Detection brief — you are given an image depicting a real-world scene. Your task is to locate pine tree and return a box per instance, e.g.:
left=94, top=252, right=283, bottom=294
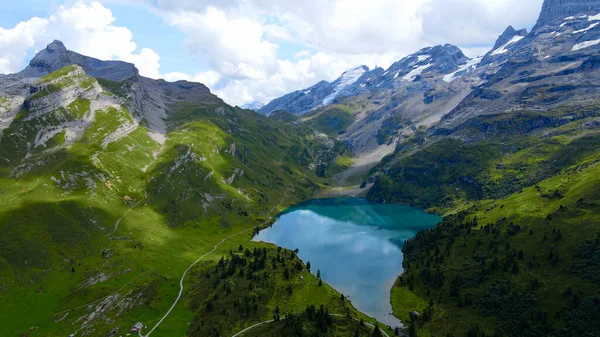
left=372, top=324, right=383, bottom=337
left=317, top=269, right=321, bottom=279
left=306, top=261, right=311, bottom=272
left=318, top=278, right=323, bottom=286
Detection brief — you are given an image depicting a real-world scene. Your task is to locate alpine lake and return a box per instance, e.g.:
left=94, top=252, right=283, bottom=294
left=253, top=198, right=441, bottom=328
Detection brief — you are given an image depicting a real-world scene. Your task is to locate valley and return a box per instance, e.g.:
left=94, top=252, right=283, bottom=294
left=1, top=0, right=600, bottom=336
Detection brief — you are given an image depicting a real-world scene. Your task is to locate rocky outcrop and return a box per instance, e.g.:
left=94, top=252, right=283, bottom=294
left=20, top=40, right=138, bottom=82
left=24, top=65, right=102, bottom=119
left=535, top=0, right=600, bottom=30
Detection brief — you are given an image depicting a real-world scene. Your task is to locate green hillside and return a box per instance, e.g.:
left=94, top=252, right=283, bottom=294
left=0, top=65, right=351, bottom=337
left=368, top=105, right=600, bottom=337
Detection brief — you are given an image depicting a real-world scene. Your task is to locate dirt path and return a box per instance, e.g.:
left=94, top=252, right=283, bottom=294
left=229, top=313, right=391, bottom=337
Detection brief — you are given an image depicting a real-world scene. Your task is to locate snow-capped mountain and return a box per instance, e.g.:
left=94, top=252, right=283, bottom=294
left=241, top=101, right=265, bottom=111
left=261, top=0, right=600, bottom=158
left=258, top=65, right=371, bottom=116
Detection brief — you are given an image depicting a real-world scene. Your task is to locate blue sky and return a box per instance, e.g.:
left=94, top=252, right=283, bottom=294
left=0, top=0, right=544, bottom=106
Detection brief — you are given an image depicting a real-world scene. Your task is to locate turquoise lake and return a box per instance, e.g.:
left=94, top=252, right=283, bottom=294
left=252, top=198, right=441, bottom=328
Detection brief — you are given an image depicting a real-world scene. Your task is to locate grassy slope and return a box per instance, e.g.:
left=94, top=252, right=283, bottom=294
left=183, top=244, right=389, bottom=337
left=302, top=105, right=355, bottom=137
left=370, top=106, right=600, bottom=336
left=0, top=66, right=356, bottom=337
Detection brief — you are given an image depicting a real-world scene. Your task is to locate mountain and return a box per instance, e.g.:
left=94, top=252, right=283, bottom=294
left=262, top=44, right=481, bottom=181
left=258, top=65, right=371, bottom=116
left=4, top=0, right=600, bottom=336
left=241, top=101, right=265, bottom=110
left=20, top=40, right=138, bottom=81
left=0, top=41, right=358, bottom=337
left=364, top=0, right=600, bottom=336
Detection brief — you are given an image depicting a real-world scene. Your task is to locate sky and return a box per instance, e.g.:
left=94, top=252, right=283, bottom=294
left=0, top=0, right=545, bottom=106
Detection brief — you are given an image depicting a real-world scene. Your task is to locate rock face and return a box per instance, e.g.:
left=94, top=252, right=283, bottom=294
left=535, top=0, right=600, bottom=29
left=11, top=40, right=219, bottom=144
left=24, top=65, right=102, bottom=118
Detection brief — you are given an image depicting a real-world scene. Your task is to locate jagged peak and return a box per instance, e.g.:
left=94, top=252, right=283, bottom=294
left=46, top=40, right=67, bottom=53
left=20, top=39, right=139, bottom=82
left=493, top=26, right=528, bottom=51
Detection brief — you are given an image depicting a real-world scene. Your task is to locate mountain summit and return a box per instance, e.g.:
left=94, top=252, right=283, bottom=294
left=20, top=40, right=138, bottom=82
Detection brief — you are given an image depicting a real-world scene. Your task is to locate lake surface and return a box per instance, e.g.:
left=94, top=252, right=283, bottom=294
left=252, top=198, right=441, bottom=328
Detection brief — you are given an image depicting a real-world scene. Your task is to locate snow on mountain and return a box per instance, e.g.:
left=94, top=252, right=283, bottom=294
left=241, top=101, right=265, bottom=111
left=491, top=35, right=526, bottom=56
left=572, top=38, right=600, bottom=50
left=443, top=57, right=483, bottom=83
left=402, top=63, right=432, bottom=81
left=322, top=66, right=368, bottom=105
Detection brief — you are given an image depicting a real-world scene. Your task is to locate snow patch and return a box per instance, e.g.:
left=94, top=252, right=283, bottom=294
left=443, top=57, right=483, bottom=83
left=572, top=39, right=600, bottom=51
left=402, top=64, right=432, bottom=81
left=322, top=66, right=367, bottom=105
left=589, top=14, right=600, bottom=21
left=573, top=22, right=599, bottom=34
left=491, top=35, right=525, bottom=56
left=417, top=55, right=430, bottom=62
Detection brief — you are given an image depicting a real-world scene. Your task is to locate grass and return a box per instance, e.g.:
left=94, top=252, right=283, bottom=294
left=302, top=105, right=355, bottom=137
left=0, top=66, right=355, bottom=337
left=378, top=106, right=600, bottom=337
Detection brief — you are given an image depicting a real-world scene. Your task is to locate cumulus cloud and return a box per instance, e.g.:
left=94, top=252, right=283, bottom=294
left=0, top=1, right=161, bottom=78
left=163, top=7, right=278, bottom=80
left=2, top=0, right=546, bottom=106
left=163, top=70, right=222, bottom=87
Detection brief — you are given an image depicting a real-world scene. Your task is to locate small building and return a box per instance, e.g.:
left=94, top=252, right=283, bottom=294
left=130, top=322, right=143, bottom=333
left=409, top=311, right=421, bottom=320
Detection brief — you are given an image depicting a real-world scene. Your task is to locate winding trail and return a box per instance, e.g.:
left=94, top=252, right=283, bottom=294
left=140, top=189, right=292, bottom=337
left=107, top=207, right=132, bottom=237
left=230, top=319, right=275, bottom=337
left=230, top=314, right=391, bottom=337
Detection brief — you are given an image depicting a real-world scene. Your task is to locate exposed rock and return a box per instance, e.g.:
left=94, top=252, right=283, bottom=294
left=20, top=40, right=137, bottom=82
left=535, top=0, right=600, bottom=30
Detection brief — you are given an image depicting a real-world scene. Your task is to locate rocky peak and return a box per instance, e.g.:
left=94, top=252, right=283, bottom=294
left=534, top=0, right=600, bottom=30
left=20, top=40, right=138, bottom=82
left=45, top=40, right=68, bottom=54
left=493, top=26, right=528, bottom=50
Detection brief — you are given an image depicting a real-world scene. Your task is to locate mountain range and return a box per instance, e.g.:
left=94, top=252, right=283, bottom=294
left=260, top=0, right=600, bottom=171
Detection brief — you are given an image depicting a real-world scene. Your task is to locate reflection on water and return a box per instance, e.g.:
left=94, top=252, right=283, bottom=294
left=252, top=198, right=441, bottom=328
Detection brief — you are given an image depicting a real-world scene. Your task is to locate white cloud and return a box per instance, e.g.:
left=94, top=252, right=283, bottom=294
left=163, top=70, right=222, bottom=87
left=3, top=0, right=547, bottom=107
left=0, top=1, right=161, bottom=78
left=142, top=0, right=544, bottom=105
left=163, top=7, right=278, bottom=80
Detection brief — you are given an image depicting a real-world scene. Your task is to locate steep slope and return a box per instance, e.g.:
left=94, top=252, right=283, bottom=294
left=0, top=42, right=352, bottom=337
